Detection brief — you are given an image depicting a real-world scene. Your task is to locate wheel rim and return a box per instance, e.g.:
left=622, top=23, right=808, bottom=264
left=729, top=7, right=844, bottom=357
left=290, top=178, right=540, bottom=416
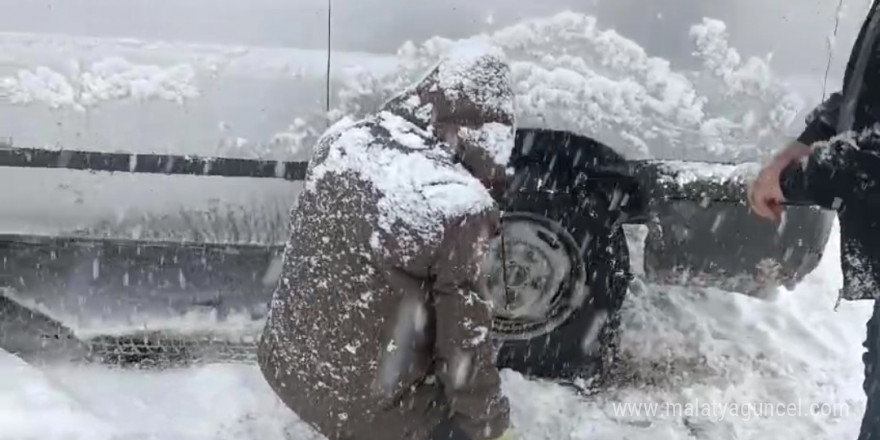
left=481, top=212, right=588, bottom=341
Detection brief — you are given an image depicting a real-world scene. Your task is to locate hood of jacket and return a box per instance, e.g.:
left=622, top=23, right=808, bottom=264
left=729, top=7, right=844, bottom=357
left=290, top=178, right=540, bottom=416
left=382, top=43, right=517, bottom=192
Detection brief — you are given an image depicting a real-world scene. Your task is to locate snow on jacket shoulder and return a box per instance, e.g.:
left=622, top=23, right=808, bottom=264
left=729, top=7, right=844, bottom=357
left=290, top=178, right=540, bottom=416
left=307, top=111, right=498, bottom=261
left=258, top=46, right=515, bottom=440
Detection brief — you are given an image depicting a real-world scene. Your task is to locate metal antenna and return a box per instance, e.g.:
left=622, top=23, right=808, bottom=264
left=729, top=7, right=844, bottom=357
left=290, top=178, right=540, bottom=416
left=823, top=0, right=847, bottom=99
left=325, top=0, right=333, bottom=126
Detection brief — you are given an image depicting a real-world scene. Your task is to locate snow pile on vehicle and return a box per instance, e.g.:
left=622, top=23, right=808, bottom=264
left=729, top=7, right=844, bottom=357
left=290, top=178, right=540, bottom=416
left=332, top=12, right=803, bottom=162
left=78, top=57, right=198, bottom=106
left=0, top=31, right=399, bottom=81
left=0, top=66, right=75, bottom=110
left=0, top=56, right=198, bottom=110
left=654, top=160, right=761, bottom=187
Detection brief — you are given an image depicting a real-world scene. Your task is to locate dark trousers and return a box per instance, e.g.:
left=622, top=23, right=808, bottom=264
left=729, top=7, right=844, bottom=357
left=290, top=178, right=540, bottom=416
left=860, top=300, right=880, bottom=440
left=429, top=419, right=472, bottom=440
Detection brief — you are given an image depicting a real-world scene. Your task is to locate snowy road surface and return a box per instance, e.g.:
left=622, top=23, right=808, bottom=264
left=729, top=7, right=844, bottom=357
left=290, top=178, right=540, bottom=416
left=0, top=222, right=872, bottom=440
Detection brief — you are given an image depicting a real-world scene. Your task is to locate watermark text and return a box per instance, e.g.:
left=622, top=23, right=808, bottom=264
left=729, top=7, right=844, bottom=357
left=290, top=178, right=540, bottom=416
left=610, top=399, right=851, bottom=422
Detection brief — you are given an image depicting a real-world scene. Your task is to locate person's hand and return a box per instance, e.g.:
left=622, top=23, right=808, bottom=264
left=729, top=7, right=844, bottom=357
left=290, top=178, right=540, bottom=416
left=748, top=162, right=786, bottom=222
left=748, top=142, right=811, bottom=223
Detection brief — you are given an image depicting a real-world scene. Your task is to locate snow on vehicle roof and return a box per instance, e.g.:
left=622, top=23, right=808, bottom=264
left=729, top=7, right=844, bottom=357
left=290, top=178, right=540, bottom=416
left=655, top=160, right=760, bottom=186
left=334, top=12, right=803, bottom=163
left=0, top=57, right=199, bottom=110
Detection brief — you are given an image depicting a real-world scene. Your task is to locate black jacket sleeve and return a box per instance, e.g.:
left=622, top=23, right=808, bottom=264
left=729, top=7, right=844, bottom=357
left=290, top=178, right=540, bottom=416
left=796, top=93, right=843, bottom=147
left=784, top=1, right=880, bottom=209
left=781, top=136, right=880, bottom=210
left=781, top=140, right=856, bottom=210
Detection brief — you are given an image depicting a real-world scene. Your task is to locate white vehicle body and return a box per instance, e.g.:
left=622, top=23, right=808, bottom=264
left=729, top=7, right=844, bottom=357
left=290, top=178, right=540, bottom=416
left=0, top=0, right=861, bottom=237
left=0, top=0, right=854, bottom=346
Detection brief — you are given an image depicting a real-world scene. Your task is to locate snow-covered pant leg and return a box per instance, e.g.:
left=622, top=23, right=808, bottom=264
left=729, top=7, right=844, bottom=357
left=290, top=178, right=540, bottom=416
left=859, top=299, right=880, bottom=440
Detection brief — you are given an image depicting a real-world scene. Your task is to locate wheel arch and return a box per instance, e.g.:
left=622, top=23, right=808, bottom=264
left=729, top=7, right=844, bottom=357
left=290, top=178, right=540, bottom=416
left=511, top=128, right=648, bottom=222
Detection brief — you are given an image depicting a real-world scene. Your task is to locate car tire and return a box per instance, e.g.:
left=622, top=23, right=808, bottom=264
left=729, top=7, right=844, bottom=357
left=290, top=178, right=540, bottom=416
left=491, top=185, right=632, bottom=382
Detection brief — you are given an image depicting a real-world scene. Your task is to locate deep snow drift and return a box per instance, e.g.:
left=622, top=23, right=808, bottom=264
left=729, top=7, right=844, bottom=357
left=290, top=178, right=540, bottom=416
left=0, top=222, right=873, bottom=440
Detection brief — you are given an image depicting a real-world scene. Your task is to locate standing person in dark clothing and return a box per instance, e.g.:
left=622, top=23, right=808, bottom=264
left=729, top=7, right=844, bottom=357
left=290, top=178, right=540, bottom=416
left=750, top=2, right=880, bottom=438
left=258, top=45, right=517, bottom=440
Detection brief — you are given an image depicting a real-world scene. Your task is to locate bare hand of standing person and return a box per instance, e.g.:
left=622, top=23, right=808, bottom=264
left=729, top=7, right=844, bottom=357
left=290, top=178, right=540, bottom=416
left=748, top=141, right=811, bottom=222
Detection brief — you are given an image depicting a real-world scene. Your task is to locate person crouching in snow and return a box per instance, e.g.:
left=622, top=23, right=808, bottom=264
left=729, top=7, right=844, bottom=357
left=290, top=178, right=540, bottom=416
left=258, top=45, right=517, bottom=440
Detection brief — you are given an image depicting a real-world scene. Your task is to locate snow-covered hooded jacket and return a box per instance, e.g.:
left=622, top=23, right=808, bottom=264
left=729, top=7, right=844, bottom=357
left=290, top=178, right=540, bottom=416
left=781, top=0, right=880, bottom=301
left=258, top=45, right=515, bottom=440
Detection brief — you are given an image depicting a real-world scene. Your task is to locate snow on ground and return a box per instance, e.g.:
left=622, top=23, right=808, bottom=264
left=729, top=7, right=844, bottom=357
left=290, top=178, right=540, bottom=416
left=507, top=221, right=872, bottom=440
left=0, top=356, right=320, bottom=440
left=0, top=221, right=873, bottom=440
left=0, top=349, right=117, bottom=439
